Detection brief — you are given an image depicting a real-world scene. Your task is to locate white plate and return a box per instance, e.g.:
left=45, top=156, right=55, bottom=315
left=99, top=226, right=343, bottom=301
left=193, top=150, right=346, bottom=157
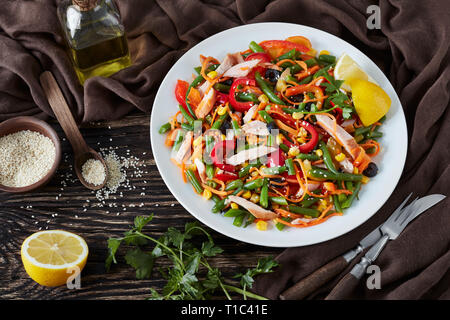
left=150, top=23, right=407, bottom=247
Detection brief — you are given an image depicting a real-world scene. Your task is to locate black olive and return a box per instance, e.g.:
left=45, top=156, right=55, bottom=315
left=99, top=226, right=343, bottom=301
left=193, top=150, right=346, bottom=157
left=220, top=120, right=232, bottom=135
left=289, top=94, right=303, bottom=103
left=304, top=102, right=313, bottom=111
left=363, top=162, right=378, bottom=177
left=265, top=69, right=282, bottom=83
left=222, top=78, right=233, bottom=86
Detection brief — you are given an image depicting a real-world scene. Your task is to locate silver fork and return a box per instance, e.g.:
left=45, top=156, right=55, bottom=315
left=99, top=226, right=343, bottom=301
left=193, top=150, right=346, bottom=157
left=349, top=197, right=419, bottom=279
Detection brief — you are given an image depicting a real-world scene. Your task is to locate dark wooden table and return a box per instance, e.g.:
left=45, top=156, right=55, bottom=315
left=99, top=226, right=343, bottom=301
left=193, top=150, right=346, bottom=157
left=0, top=113, right=282, bottom=300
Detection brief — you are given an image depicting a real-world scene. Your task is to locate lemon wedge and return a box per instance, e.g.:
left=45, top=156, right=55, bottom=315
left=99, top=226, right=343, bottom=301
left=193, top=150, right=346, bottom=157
left=349, top=79, right=391, bottom=126
left=334, top=53, right=377, bottom=91
left=21, top=230, right=88, bottom=287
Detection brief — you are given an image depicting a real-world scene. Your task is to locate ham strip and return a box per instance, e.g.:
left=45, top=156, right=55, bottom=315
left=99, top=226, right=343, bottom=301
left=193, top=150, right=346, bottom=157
left=223, top=59, right=261, bottom=78
left=226, top=146, right=276, bottom=166
left=227, top=196, right=278, bottom=220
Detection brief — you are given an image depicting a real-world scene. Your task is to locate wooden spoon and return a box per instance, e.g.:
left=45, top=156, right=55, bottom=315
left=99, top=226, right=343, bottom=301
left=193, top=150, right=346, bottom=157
left=39, top=71, right=108, bottom=190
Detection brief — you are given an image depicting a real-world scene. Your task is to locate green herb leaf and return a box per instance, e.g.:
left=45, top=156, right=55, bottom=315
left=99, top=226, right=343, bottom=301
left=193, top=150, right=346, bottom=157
left=124, top=247, right=155, bottom=279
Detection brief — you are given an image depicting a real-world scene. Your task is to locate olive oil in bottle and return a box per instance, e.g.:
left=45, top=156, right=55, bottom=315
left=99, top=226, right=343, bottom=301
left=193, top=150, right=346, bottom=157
left=57, top=0, right=131, bottom=85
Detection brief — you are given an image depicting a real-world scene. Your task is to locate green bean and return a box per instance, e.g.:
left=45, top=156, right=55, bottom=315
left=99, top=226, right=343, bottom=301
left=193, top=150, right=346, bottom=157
left=181, top=123, right=193, bottom=131
left=214, top=83, right=231, bottom=93
left=158, top=122, right=171, bottom=134
left=279, top=143, right=289, bottom=152
left=342, top=182, right=362, bottom=209
left=185, top=169, right=203, bottom=194
left=260, top=178, right=269, bottom=208
left=238, top=162, right=260, bottom=178
left=298, top=75, right=313, bottom=85
left=179, top=104, right=195, bottom=125
left=211, top=113, right=229, bottom=130
left=319, top=141, right=338, bottom=174
left=233, top=213, right=247, bottom=227
left=367, top=131, right=383, bottom=139
left=304, top=58, right=318, bottom=67
left=261, top=166, right=286, bottom=175
left=338, top=193, right=348, bottom=204
left=258, top=110, right=274, bottom=124
left=333, top=194, right=343, bottom=213
left=243, top=215, right=255, bottom=228
left=270, top=196, right=288, bottom=206
left=275, top=49, right=296, bottom=62
left=286, top=75, right=300, bottom=84
left=275, top=217, right=291, bottom=231
left=172, top=130, right=184, bottom=152
left=354, top=126, right=371, bottom=136
left=249, top=41, right=265, bottom=53
left=300, top=196, right=320, bottom=208
left=288, top=205, right=320, bottom=218
left=345, top=181, right=354, bottom=192
left=206, top=180, right=218, bottom=189
left=309, top=168, right=363, bottom=181
left=232, top=186, right=243, bottom=196
left=225, top=179, right=244, bottom=191
left=296, top=153, right=320, bottom=161
left=236, top=92, right=259, bottom=102
left=211, top=194, right=221, bottom=203
left=318, top=54, right=336, bottom=64
left=285, top=158, right=296, bottom=176
left=255, top=72, right=286, bottom=105
left=212, top=199, right=226, bottom=213
left=289, top=64, right=302, bottom=74
left=243, top=178, right=264, bottom=190
left=355, top=134, right=365, bottom=143
left=224, top=208, right=247, bottom=217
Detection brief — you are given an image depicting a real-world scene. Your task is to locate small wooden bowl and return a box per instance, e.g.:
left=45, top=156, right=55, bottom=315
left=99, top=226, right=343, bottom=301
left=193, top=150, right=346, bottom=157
left=0, top=116, right=62, bottom=193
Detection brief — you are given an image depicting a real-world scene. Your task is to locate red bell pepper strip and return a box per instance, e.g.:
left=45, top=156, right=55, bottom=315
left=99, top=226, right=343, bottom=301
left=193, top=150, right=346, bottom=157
left=266, top=149, right=298, bottom=181
left=214, top=171, right=238, bottom=182
left=297, top=120, right=319, bottom=153
left=229, top=78, right=257, bottom=112
left=210, top=140, right=236, bottom=172
left=245, top=53, right=271, bottom=79
left=175, top=80, right=192, bottom=115
left=259, top=40, right=311, bottom=55
left=216, top=91, right=229, bottom=105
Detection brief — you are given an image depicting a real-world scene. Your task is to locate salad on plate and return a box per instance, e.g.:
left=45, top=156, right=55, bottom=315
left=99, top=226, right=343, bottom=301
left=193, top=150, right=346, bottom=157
left=158, top=36, right=391, bottom=231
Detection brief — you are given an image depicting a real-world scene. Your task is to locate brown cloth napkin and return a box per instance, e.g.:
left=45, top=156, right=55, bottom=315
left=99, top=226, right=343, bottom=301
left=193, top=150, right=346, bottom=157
left=1, top=0, right=449, bottom=299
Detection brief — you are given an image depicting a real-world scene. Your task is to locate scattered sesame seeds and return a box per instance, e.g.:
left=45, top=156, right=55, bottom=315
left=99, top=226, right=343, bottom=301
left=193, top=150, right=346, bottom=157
left=81, top=159, right=106, bottom=186
left=0, top=130, right=55, bottom=187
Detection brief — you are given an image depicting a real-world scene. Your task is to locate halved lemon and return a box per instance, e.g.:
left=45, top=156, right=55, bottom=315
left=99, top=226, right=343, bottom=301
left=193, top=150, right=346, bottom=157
left=334, top=53, right=377, bottom=91
left=349, top=79, right=391, bottom=126
left=21, top=230, right=88, bottom=287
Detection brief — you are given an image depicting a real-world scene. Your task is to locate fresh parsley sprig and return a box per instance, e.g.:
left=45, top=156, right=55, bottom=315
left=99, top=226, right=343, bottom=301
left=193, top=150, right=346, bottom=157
left=106, top=215, right=279, bottom=300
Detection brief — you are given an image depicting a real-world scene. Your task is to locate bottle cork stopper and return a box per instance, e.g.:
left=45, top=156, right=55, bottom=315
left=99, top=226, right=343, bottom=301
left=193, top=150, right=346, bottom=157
left=72, top=0, right=98, bottom=11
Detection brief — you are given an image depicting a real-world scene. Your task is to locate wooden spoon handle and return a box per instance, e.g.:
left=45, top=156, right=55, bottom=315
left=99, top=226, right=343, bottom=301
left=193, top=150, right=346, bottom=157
left=40, top=71, right=89, bottom=155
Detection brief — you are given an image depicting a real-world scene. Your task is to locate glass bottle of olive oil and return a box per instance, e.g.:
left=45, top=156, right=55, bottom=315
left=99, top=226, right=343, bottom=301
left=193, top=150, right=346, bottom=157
left=57, top=0, right=131, bottom=85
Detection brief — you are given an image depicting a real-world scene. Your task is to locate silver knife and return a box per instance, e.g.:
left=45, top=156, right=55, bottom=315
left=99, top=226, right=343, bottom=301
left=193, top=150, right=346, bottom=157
left=279, top=193, right=413, bottom=300
left=325, top=194, right=446, bottom=300
left=349, top=194, right=446, bottom=279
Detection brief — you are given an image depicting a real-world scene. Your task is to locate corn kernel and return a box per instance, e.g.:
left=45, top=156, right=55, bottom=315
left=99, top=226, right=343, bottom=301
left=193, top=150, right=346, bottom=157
left=307, top=48, right=317, bottom=57
left=251, top=170, right=259, bottom=177
left=250, top=193, right=260, bottom=203
left=256, top=220, right=268, bottom=231
left=193, top=135, right=203, bottom=147
left=297, top=137, right=305, bottom=144
left=276, top=80, right=287, bottom=93
left=242, top=190, right=252, bottom=199
left=202, top=189, right=212, bottom=200
left=207, top=71, right=218, bottom=79
left=298, top=127, right=308, bottom=137
left=221, top=134, right=226, bottom=140
left=362, top=176, right=370, bottom=184
left=353, top=167, right=359, bottom=174
left=292, top=112, right=304, bottom=120
left=276, top=134, right=283, bottom=145
left=217, top=105, right=228, bottom=116
left=335, top=153, right=346, bottom=162
left=319, top=50, right=330, bottom=56
left=231, top=203, right=239, bottom=209
left=258, top=94, right=269, bottom=103
left=315, top=149, right=323, bottom=157
left=303, top=159, right=312, bottom=171
left=288, top=146, right=300, bottom=157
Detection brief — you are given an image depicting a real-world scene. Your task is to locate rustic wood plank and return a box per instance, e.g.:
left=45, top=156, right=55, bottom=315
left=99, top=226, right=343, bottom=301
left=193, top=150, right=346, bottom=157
left=0, top=113, right=283, bottom=300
